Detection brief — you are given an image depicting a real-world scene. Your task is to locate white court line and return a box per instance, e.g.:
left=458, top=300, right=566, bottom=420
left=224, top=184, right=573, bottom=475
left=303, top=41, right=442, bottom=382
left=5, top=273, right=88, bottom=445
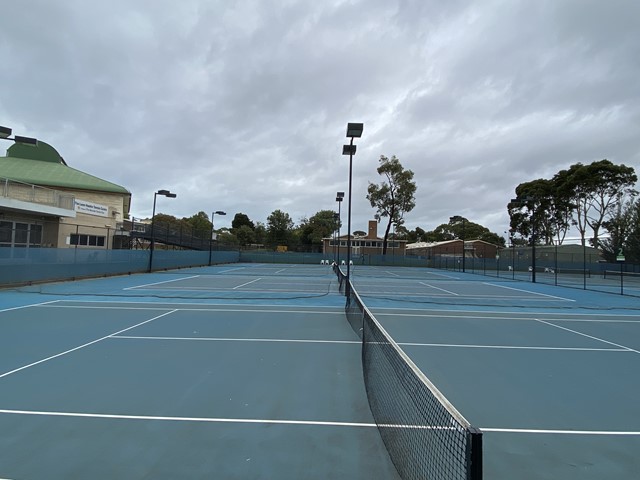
left=123, top=275, right=201, bottom=290
left=114, top=335, right=360, bottom=344
left=0, top=300, right=61, bottom=313
left=371, top=305, right=640, bottom=318
left=481, top=427, right=640, bottom=436
left=0, top=310, right=178, bottom=379
left=421, top=271, right=460, bottom=279
left=218, top=267, right=248, bottom=273
left=419, top=282, right=459, bottom=296
left=4, top=408, right=638, bottom=436
left=36, top=302, right=345, bottom=313
left=483, top=282, right=575, bottom=301
left=275, top=268, right=287, bottom=274
left=375, top=311, right=640, bottom=323
left=535, top=318, right=640, bottom=354
left=397, top=342, right=628, bottom=352
left=113, top=336, right=627, bottom=352
left=233, top=278, right=262, bottom=289
left=359, top=291, right=562, bottom=300
left=0, top=409, right=376, bottom=428
left=385, top=271, right=400, bottom=277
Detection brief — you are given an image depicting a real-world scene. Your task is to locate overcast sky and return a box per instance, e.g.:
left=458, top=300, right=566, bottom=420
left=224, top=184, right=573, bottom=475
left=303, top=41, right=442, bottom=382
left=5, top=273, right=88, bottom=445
left=1, top=0, right=638, bottom=239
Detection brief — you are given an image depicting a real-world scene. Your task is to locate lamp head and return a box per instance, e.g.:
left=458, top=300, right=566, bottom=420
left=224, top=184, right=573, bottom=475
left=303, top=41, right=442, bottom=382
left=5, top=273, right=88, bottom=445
left=342, top=144, right=356, bottom=155
left=346, top=123, right=364, bottom=138
left=0, top=126, right=11, bottom=139
left=14, top=135, right=38, bottom=145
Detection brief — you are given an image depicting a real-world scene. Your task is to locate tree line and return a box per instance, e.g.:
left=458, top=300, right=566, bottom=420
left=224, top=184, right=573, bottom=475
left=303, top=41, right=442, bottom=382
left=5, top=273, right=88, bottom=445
left=148, top=156, right=640, bottom=263
left=507, top=159, right=638, bottom=262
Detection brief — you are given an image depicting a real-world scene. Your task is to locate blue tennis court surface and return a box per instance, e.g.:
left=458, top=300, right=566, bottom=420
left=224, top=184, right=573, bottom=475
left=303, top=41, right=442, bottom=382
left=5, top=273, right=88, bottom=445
left=349, top=265, right=640, bottom=479
left=1, top=263, right=639, bottom=478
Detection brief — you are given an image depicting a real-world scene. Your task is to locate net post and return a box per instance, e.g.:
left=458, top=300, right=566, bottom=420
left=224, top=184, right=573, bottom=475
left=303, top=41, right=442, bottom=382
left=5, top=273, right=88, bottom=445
left=467, top=427, right=483, bottom=480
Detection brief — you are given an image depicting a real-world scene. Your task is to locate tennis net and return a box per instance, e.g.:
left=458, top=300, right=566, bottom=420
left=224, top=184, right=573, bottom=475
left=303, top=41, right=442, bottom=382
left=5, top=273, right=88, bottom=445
left=603, top=270, right=640, bottom=283
left=334, top=265, right=482, bottom=479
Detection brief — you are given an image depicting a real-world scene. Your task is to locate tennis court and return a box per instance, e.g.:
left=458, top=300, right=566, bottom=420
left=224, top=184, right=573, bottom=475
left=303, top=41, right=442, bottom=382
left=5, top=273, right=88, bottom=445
left=1, top=263, right=639, bottom=478
left=0, top=264, right=399, bottom=479
left=344, top=265, right=640, bottom=479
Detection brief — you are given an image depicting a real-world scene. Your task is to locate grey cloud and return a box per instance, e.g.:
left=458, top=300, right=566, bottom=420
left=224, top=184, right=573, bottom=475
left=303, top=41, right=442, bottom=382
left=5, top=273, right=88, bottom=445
left=1, top=0, right=638, bottom=238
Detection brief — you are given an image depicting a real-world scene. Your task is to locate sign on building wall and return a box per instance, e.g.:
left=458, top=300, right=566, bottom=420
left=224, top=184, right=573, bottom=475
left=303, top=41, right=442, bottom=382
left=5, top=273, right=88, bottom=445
left=75, top=199, right=109, bottom=217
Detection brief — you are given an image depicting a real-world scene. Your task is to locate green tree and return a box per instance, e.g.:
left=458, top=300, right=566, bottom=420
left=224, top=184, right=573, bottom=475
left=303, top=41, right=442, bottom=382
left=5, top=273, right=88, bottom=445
left=443, top=217, right=506, bottom=247
left=396, top=226, right=425, bottom=243
left=183, top=211, right=212, bottom=239
left=266, top=209, right=294, bottom=247
left=366, top=155, right=417, bottom=254
left=254, top=222, right=267, bottom=245
left=509, top=178, right=573, bottom=246
left=600, top=198, right=635, bottom=262
left=626, top=200, right=640, bottom=262
left=298, top=210, right=340, bottom=249
left=232, top=213, right=255, bottom=230
left=235, top=225, right=256, bottom=246
left=423, top=218, right=505, bottom=247
left=562, top=160, right=637, bottom=247
left=217, top=231, right=238, bottom=246
left=152, top=213, right=181, bottom=234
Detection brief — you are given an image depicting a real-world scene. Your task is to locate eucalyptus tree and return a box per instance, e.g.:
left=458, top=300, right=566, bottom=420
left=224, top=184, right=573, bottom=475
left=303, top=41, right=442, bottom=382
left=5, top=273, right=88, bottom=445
left=366, top=155, right=417, bottom=254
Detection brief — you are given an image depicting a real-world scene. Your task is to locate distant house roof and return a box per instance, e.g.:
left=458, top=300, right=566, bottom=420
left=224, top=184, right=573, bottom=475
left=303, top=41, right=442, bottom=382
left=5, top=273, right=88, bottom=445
left=1, top=141, right=131, bottom=212
left=406, top=240, right=459, bottom=249
left=407, top=239, right=500, bottom=250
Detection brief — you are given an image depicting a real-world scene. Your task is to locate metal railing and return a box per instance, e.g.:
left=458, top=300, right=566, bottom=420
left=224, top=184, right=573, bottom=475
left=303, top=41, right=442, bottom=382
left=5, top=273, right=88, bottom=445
left=1, top=177, right=75, bottom=210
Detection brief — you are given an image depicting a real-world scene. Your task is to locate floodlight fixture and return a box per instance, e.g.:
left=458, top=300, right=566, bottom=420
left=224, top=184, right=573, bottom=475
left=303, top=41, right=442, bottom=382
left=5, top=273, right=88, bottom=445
left=14, top=135, right=38, bottom=145
left=346, top=123, right=364, bottom=138
left=342, top=144, right=356, bottom=155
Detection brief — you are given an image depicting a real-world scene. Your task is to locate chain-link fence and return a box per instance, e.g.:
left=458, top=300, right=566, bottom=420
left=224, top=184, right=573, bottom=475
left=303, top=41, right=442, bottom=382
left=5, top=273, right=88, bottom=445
left=423, top=244, right=640, bottom=298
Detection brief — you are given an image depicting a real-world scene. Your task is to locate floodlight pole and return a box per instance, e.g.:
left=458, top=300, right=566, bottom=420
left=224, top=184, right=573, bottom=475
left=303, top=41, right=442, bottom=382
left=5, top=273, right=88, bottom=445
left=343, top=123, right=363, bottom=298
left=148, top=189, right=177, bottom=272
left=209, top=210, right=226, bottom=266
left=461, top=218, right=466, bottom=273
left=346, top=137, right=354, bottom=294
left=531, top=203, right=537, bottom=283
left=336, top=192, right=344, bottom=265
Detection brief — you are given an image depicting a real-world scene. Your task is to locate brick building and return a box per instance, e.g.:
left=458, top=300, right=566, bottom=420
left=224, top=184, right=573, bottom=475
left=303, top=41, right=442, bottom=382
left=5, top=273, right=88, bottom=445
left=322, top=220, right=407, bottom=258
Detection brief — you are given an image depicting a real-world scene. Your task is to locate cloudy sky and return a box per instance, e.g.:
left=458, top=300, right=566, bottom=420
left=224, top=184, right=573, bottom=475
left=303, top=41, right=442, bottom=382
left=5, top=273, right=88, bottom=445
left=1, top=0, right=638, bottom=239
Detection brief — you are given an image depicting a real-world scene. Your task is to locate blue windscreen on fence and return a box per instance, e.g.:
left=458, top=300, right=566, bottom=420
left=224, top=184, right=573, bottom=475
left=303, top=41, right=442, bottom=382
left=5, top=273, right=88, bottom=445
left=0, top=248, right=240, bottom=286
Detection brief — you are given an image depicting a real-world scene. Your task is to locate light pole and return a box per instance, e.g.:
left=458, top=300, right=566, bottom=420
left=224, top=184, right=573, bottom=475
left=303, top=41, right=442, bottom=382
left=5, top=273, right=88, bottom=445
left=336, top=192, right=344, bottom=264
left=510, top=196, right=536, bottom=282
left=342, top=123, right=363, bottom=297
left=148, top=189, right=177, bottom=272
left=450, top=215, right=466, bottom=273
left=209, top=210, right=226, bottom=266
left=510, top=230, right=515, bottom=279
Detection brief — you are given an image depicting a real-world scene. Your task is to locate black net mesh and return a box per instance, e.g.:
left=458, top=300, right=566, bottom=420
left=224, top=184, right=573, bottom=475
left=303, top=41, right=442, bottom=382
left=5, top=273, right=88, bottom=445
left=335, top=266, right=482, bottom=479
